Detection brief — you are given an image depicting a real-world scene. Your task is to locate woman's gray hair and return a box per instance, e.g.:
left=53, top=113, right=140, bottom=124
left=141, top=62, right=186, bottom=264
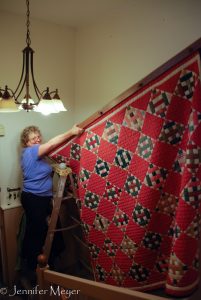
left=20, top=125, right=41, bottom=147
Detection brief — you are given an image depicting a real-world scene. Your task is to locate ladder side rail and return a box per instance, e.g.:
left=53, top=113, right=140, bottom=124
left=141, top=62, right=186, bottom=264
left=43, top=174, right=67, bottom=261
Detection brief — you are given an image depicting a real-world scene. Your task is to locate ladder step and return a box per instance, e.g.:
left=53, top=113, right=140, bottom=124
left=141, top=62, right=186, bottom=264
left=62, top=194, right=74, bottom=201
left=50, top=223, right=80, bottom=232
left=53, top=193, right=73, bottom=200
left=70, top=215, right=81, bottom=224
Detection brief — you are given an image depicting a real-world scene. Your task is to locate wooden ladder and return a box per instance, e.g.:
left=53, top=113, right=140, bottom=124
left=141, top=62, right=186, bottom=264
left=43, top=164, right=78, bottom=262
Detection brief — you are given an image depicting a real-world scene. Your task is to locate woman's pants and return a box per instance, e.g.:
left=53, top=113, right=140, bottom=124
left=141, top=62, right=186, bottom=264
left=21, top=191, right=52, bottom=271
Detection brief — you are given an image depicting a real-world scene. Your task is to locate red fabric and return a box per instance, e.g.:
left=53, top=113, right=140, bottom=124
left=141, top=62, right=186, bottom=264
left=50, top=52, right=201, bottom=296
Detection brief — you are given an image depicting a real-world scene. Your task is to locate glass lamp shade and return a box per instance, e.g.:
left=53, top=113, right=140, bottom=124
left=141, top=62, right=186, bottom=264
left=52, top=99, right=67, bottom=112
left=35, top=99, right=58, bottom=115
left=0, top=98, right=19, bottom=112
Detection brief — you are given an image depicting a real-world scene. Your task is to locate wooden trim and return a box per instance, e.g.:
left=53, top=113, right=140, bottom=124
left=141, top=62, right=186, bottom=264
left=43, top=269, right=166, bottom=300
left=36, top=265, right=50, bottom=300
left=0, top=207, right=23, bottom=287
left=0, top=208, right=9, bottom=284
left=78, top=37, right=201, bottom=129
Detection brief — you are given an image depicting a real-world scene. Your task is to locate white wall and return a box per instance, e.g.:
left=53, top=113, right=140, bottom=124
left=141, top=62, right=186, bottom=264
left=0, top=12, right=75, bottom=207
left=74, top=0, right=201, bottom=123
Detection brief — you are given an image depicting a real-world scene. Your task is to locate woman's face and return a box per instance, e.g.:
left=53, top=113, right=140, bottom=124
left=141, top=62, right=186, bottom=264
left=26, top=131, right=42, bottom=147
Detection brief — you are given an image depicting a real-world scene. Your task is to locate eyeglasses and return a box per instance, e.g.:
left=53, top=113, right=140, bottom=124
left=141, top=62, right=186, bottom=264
left=28, top=134, right=41, bottom=142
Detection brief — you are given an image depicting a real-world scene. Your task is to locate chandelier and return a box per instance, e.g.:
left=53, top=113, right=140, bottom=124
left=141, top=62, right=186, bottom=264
left=0, top=0, right=67, bottom=115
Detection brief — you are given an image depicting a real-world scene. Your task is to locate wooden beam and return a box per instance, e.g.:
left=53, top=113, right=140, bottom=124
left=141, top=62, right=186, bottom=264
left=43, top=269, right=167, bottom=300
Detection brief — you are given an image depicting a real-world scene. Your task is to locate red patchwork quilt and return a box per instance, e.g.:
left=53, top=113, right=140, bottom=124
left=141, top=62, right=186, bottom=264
left=50, top=52, right=201, bottom=297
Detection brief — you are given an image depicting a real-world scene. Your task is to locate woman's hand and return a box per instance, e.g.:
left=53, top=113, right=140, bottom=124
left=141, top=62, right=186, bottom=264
left=71, top=124, right=84, bottom=136
left=38, top=125, right=84, bottom=157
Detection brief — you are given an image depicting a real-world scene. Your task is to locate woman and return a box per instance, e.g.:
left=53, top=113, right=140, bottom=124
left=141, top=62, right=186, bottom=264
left=20, top=124, right=83, bottom=280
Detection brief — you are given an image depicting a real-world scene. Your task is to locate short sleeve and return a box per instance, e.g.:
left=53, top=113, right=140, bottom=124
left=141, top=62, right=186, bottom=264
left=29, top=144, right=40, bottom=160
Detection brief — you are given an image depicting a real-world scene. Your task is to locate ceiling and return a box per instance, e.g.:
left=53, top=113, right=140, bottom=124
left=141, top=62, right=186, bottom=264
left=0, top=0, right=134, bottom=28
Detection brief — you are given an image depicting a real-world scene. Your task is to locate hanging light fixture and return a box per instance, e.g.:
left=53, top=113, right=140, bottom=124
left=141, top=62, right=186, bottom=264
left=0, top=0, right=67, bottom=114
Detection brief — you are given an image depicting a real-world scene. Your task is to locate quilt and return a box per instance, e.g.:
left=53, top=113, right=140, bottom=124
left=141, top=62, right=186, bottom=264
left=50, top=52, right=201, bottom=297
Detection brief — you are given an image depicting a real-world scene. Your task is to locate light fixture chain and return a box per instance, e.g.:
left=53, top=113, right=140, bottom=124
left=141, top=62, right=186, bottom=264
left=26, top=0, right=31, bottom=46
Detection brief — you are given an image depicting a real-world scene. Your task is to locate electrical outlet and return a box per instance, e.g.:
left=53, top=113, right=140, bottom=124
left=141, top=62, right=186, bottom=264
left=7, top=187, right=21, bottom=205
left=7, top=191, right=13, bottom=205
